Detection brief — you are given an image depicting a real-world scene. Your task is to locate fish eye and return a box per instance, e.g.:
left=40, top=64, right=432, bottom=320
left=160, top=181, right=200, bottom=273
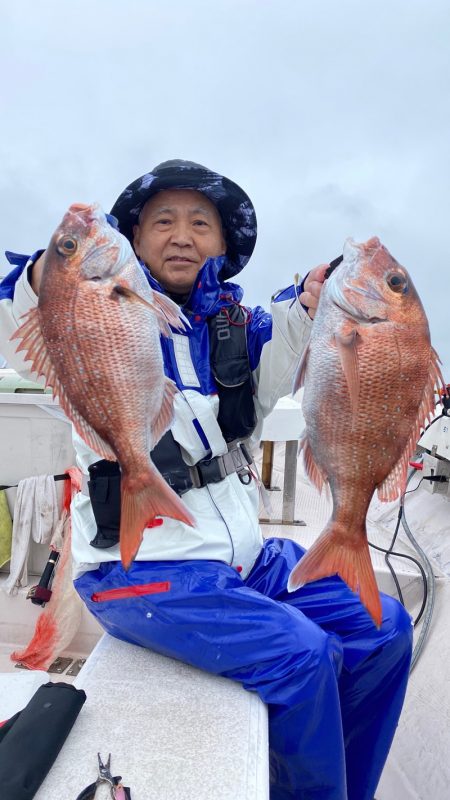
left=387, top=272, right=408, bottom=294
left=56, top=235, right=78, bottom=256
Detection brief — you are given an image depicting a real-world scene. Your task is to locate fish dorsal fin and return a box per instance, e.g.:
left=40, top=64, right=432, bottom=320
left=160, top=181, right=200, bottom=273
left=299, top=434, right=328, bottom=493
left=12, top=308, right=116, bottom=461
left=11, top=307, right=59, bottom=390
left=335, top=330, right=360, bottom=418
left=377, top=346, right=444, bottom=502
left=293, top=344, right=310, bottom=394
left=151, top=378, right=178, bottom=445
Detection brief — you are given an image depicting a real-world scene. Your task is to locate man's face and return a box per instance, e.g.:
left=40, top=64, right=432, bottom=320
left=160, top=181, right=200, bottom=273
left=133, top=189, right=226, bottom=294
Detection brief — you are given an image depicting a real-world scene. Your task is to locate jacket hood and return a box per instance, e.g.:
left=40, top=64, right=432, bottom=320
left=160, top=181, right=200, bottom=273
left=110, top=160, right=257, bottom=280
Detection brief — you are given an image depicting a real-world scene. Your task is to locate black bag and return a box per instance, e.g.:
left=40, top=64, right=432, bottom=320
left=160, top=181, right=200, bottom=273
left=88, top=431, right=194, bottom=549
left=0, top=681, right=86, bottom=800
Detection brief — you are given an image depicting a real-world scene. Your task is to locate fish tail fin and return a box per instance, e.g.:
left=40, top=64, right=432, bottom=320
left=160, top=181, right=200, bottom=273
left=120, top=470, right=196, bottom=570
left=287, top=524, right=382, bottom=628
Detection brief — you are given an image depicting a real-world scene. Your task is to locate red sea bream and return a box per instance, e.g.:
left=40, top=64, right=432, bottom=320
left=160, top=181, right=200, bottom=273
left=288, top=237, right=443, bottom=626
left=12, top=203, right=195, bottom=568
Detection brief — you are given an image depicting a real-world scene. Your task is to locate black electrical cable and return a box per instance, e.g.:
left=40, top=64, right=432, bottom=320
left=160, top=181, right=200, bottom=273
left=404, top=478, right=425, bottom=494
left=368, top=477, right=425, bottom=620
left=369, top=510, right=404, bottom=605
left=368, top=406, right=448, bottom=631
left=369, top=537, right=428, bottom=626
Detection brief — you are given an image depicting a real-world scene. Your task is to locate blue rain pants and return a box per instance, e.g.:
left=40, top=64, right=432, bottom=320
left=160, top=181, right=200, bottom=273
left=75, top=537, right=413, bottom=800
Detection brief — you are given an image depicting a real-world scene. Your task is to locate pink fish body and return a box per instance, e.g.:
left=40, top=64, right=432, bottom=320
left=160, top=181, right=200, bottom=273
left=13, top=203, right=195, bottom=568
left=289, top=237, right=443, bottom=626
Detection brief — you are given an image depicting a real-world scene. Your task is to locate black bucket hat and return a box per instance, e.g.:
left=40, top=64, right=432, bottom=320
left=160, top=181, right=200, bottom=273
left=110, top=159, right=257, bottom=279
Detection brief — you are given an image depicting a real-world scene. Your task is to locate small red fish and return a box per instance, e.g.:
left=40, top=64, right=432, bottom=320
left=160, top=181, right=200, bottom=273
left=289, top=237, right=443, bottom=626
left=12, top=203, right=195, bottom=569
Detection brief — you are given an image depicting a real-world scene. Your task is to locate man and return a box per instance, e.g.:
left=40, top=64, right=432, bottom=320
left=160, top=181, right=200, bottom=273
left=0, top=160, right=412, bottom=800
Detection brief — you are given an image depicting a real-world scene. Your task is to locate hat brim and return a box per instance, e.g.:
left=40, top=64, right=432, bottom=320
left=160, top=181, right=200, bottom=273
left=110, top=160, right=257, bottom=279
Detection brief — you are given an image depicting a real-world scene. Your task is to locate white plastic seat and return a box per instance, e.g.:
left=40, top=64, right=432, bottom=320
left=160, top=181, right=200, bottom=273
left=35, top=633, right=269, bottom=800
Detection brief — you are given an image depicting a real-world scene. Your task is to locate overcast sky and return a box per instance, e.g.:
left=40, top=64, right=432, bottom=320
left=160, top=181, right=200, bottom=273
left=1, top=0, right=449, bottom=375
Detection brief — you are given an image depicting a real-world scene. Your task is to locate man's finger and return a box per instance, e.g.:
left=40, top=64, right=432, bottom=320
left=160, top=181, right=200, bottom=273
left=304, top=263, right=329, bottom=290
left=304, top=280, right=324, bottom=299
left=299, top=291, right=320, bottom=319
left=299, top=291, right=318, bottom=308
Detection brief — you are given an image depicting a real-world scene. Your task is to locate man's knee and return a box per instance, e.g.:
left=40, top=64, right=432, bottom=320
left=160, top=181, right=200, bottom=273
left=381, top=594, right=413, bottom=659
left=263, top=622, right=343, bottom=702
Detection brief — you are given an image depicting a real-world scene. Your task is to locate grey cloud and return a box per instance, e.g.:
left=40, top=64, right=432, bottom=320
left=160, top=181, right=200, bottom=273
left=1, top=0, right=449, bottom=375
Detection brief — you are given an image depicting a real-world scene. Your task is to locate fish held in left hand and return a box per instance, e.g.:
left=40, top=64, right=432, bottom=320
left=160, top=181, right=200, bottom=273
left=289, top=236, right=444, bottom=627
left=11, top=202, right=196, bottom=569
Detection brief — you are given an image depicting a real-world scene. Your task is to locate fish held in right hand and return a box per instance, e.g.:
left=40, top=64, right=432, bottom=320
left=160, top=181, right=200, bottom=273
left=12, top=202, right=195, bottom=569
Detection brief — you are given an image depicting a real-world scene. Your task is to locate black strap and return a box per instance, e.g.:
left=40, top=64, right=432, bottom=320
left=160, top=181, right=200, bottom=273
left=324, top=255, right=343, bottom=280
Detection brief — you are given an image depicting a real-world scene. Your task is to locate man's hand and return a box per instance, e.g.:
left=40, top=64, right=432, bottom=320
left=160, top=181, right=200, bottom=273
left=30, top=252, right=46, bottom=295
left=298, top=264, right=329, bottom=320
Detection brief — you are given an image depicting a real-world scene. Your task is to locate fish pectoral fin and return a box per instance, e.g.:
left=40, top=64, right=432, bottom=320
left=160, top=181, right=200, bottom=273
left=299, top=435, right=327, bottom=493
left=113, top=284, right=190, bottom=336
left=293, top=345, right=309, bottom=394
left=11, top=308, right=116, bottom=461
left=287, top=526, right=382, bottom=628
left=335, top=330, right=361, bottom=417
left=151, top=378, right=178, bottom=445
left=112, top=282, right=156, bottom=308
left=111, top=282, right=190, bottom=336
left=151, top=292, right=191, bottom=336
left=377, top=345, right=445, bottom=503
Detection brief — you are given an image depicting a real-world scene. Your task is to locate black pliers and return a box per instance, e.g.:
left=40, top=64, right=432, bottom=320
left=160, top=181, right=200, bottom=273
left=75, top=753, right=132, bottom=799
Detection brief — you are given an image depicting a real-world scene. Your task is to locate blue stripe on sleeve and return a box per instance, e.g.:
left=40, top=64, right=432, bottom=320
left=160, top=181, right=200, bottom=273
left=247, top=276, right=311, bottom=372
left=247, top=305, right=273, bottom=372
left=1, top=250, right=44, bottom=301
left=272, top=276, right=308, bottom=311
left=0, top=263, right=27, bottom=300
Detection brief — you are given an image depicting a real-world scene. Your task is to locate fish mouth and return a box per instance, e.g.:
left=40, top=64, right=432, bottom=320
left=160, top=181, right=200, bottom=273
left=69, top=203, right=92, bottom=213
left=67, top=202, right=103, bottom=226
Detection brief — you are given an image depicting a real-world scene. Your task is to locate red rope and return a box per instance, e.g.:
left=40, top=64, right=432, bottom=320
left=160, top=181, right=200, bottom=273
left=219, top=296, right=253, bottom=327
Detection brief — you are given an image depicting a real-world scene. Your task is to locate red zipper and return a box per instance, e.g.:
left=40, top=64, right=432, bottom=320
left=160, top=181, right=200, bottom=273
left=91, top=581, right=171, bottom=602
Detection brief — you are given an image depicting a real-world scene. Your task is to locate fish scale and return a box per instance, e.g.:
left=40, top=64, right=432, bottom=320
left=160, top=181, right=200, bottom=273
left=69, top=281, right=165, bottom=459
left=12, top=202, right=196, bottom=569
left=289, top=236, right=443, bottom=626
